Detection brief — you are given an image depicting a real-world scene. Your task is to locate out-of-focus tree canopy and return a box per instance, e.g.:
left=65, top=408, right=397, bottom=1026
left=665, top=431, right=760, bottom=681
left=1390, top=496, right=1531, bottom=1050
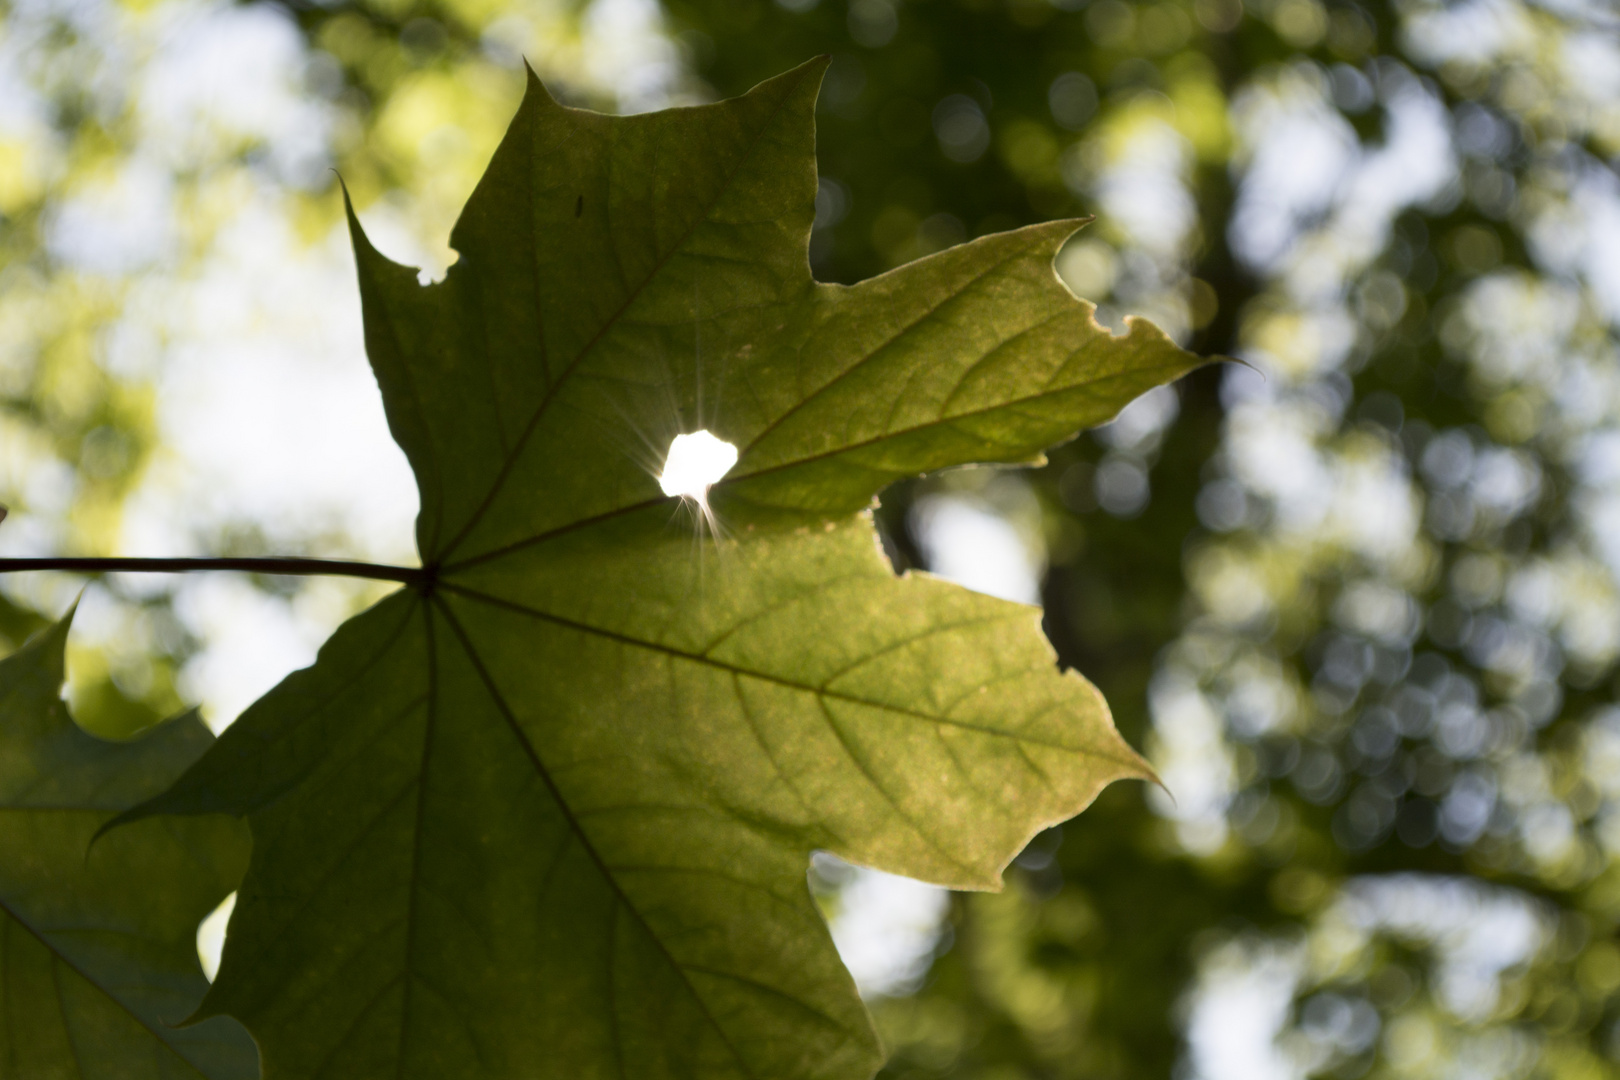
left=4, top=0, right=1620, bottom=1075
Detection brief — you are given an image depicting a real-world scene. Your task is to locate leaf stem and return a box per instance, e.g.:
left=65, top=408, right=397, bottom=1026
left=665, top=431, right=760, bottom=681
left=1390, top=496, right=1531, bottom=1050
left=0, top=557, right=426, bottom=584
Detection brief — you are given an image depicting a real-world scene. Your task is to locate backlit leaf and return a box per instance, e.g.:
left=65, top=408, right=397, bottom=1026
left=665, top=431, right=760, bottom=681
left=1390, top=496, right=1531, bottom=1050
left=121, top=58, right=1201, bottom=1080
left=0, top=612, right=256, bottom=1079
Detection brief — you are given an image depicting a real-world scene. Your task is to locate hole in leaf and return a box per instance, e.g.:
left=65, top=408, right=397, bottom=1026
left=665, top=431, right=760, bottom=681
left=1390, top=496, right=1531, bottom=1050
left=658, top=431, right=738, bottom=499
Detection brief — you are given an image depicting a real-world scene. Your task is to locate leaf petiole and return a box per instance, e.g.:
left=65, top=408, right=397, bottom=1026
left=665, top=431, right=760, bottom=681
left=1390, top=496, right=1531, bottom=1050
left=0, top=556, right=426, bottom=584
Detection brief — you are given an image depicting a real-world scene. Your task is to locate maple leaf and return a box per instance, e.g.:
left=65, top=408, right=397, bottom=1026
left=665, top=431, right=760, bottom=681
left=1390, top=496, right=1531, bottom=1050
left=0, top=611, right=255, bottom=1079
left=120, top=58, right=1201, bottom=1079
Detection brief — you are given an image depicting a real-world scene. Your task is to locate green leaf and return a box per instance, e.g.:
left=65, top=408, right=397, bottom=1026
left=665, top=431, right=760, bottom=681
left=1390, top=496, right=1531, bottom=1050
left=0, top=610, right=256, bottom=1079
left=123, top=58, right=1201, bottom=1079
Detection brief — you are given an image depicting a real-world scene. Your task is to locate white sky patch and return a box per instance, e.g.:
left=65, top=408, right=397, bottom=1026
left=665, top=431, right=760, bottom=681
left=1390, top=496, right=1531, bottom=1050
left=138, top=1, right=330, bottom=183
left=1532, top=168, right=1620, bottom=327
left=1230, top=69, right=1455, bottom=284
left=1401, top=0, right=1535, bottom=68
left=1579, top=430, right=1620, bottom=580
left=1333, top=82, right=1456, bottom=259
left=658, top=430, right=738, bottom=499
left=1097, top=384, right=1181, bottom=452
left=911, top=495, right=1043, bottom=605
left=1226, top=401, right=1334, bottom=528
left=45, top=156, right=176, bottom=275
left=103, top=196, right=418, bottom=729
left=5, top=0, right=419, bottom=724
left=1327, top=450, right=1420, bottom=565
left=1566, top=31, right=1620, bottom=107
left=1229, top=88, right=1358, bottom=271
left=1332, top=874, right=1548, bottom=1021
left=171, top=575, right=330, bottom=732
left=815, top=854, right=951, bottom=999
left=1092, top=120, right=1197, bottom=261
left=1182, top=940, right=1302, bottom=1080
left=123, top=206, right=418, bottom=562
left=1148, top=670, right=1235, bottom=854
left=582, top=0, right=681, bottom=113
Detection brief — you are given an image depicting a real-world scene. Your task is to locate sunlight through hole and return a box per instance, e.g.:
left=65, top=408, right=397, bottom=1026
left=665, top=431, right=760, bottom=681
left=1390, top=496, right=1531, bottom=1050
left=658, top=430, right=738, bottom=499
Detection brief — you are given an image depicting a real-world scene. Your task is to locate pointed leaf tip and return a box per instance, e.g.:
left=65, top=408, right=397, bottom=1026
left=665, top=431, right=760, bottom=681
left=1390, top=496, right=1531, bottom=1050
left=24, top=598, right=76, bottom=682
left=518, top=59, right=564, bottom=112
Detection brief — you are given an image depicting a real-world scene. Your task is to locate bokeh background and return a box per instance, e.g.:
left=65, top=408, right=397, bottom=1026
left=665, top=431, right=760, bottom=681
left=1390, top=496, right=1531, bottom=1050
left=4, top=0, right=1620, bottom=1074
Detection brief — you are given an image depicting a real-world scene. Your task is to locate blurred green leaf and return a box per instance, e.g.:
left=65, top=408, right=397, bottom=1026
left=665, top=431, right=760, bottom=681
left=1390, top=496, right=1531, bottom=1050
left=117, top=58, right=1198, bottom=1079
left=0, top=611, right=255, bottom=1079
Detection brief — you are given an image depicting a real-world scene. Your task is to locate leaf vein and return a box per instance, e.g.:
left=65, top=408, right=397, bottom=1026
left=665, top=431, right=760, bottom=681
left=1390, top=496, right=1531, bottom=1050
left=439, top=582, right=1100, bottom=755
left=435, top=67, right=819, bottom=564
left=431, top=596, right=763, bottom=1080
left=814, top=696, right=975, bottom=878
left=740, top=239, right=1041, bottom=457
left=440, top=358, right=1192, bottom=575
left=0, top=898, right=199, bottom=1069
left=394, top=601, right=438, bottom=1080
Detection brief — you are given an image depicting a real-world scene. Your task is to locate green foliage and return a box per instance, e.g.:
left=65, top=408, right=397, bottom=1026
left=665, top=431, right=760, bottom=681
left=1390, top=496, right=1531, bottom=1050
left=0, top=611, right=254, bottom=1078
left=0, top=60, right=1203, bottom=1079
